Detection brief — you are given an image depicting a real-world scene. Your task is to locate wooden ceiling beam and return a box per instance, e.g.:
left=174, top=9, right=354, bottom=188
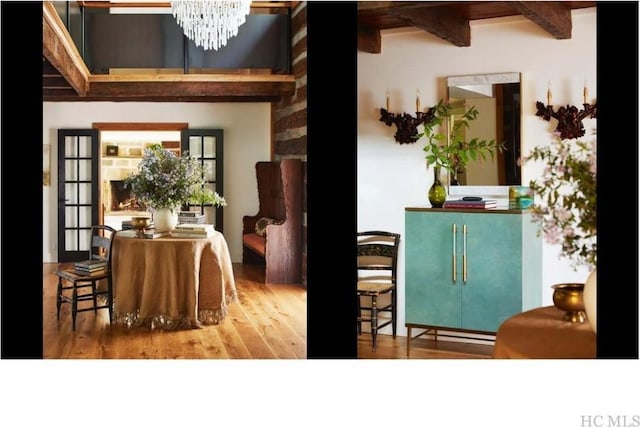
left=42, top=2, right=90, bottom=96
left=85, top=80, right=295, bottom=98
left=357, top=28, right=381, bottom=54
left=512, top=1, right=572, bottom=39
left=43, top=76, right=74, bottom=89
left=43, top=93, right=283, bottom=103
left=42, top=73, right=296, bottom=101
left=43, top=1, right=297, bottom=101
left=390, top=5, right=471, bottom=47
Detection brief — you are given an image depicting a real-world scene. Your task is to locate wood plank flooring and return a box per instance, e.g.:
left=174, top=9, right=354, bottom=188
left=44, top=262, right=493, bottom=359
left=357, top=333, right=494, bottom=359
left=43, top=262, right=307, bottom=359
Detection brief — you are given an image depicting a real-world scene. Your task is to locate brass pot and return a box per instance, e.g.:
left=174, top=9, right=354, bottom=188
left=131, top=216, right=152, bottom=237
left=552, top=283, right=586, bottom=323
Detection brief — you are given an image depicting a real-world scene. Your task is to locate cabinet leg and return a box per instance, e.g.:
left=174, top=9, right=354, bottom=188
left=371, top=295, right=378, bottom=352
left=407, top=325, right=412, bottom=357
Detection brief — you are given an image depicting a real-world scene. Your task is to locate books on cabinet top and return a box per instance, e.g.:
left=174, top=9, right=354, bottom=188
left=443, top=199, right=498, bottom=209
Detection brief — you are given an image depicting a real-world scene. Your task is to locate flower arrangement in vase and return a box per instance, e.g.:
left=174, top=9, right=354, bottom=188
left=415, top=99, right=505, bottom=206
left=124, top=144, right=226, bottom=231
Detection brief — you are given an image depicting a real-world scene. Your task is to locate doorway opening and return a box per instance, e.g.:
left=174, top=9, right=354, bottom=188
left=95, top=123, right=186, bottom=230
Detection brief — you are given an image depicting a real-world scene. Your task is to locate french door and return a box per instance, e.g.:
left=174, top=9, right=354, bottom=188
left=56, top=127, right=224, bottom=262
left=181, top=129, right=224, bottom=233
left=57, top=129, right=100, bottom=262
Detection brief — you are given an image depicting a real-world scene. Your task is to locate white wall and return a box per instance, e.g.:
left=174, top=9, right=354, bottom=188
left=357, top=9, right=596, bottom=337
left=42, top=101, right=271, bottom=263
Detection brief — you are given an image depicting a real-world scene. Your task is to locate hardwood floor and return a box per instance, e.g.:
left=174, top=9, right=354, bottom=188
left=43, top=262, right=307, bottom=359
left=357, top=332, right=495, bottom=359
left=44, top=262, right=493, bottom=359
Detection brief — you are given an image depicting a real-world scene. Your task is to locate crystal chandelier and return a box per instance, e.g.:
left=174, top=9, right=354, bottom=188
left=170, top=0, right=252, bottom=51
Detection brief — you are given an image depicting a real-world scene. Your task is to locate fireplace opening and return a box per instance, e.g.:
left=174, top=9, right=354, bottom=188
left=109, top=180, right=146, bottom=211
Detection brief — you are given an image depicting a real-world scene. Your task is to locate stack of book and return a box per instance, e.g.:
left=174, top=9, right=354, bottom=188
left=141, top=228, right=169, bottom=239
left=443, top=199, right=498, bottom=209
left=74, top=259, right=107, bottom=275
left=178, top=211, right=206, bottom=224
left=171, top=223, right=215, bottom=238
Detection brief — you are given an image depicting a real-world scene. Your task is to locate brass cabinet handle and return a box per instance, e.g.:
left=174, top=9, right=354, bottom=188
left=463, top=224, right=468, bottom=283
left=452, top=223, right=457, bottom=283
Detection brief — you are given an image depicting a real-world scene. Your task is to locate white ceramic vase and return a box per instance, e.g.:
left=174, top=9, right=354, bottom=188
left=583, top=267, right=597, bottom=333
left=153, top=207, right=178, bottom=232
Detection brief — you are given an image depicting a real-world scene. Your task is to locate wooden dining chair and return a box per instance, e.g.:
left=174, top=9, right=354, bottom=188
left=55, top=225, right=117, bottom=331
left=356, top=230, right=401, bottom=352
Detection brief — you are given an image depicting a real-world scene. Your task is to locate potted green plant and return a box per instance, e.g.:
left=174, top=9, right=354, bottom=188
left=416, top=99, right=505, bottom=206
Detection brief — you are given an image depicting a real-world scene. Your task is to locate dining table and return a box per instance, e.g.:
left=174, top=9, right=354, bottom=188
left=110, top=230, right=237, bottom=330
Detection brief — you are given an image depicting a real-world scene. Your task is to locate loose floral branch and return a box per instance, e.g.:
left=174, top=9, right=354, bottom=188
left=526, top=131, right=596, bottom=270
left=124, top=144, right=226, bottom=210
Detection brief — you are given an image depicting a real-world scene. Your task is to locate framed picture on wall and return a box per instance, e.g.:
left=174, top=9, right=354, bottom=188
left=43, top=144, right=51, bottom=186
left=106, top=145, right=119, bottom=156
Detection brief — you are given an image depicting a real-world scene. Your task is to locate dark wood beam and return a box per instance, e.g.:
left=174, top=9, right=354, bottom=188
left=358, top=28, right=381, bottom=54
left=43, top=93, right=283, bottom=103
left=42, top=2, right=90, bottom=96
left=43, top=75, right=296, bottom=102
left=43, top=76, right=74, bottom=89
left=390, top=5, right=471, bottom=47
left=511, top=1, right=572, bottom=39
left=85, top=75, right=296, bottom=98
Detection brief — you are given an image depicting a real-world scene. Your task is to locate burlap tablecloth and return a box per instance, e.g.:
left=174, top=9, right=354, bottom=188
left=111, top=231, right=237, bottom=329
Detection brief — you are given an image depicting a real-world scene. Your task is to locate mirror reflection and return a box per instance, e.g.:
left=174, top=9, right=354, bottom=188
left=446, top=72, right=521, bottom=187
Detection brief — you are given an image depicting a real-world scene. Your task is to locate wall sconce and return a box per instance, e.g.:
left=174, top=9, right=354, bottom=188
left=379, top=108, right=436, bottom=144
left=535, top=83, right=597, bottom=139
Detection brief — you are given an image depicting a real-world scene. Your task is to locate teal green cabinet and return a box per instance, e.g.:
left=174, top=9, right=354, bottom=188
left=405, top=208, right=542, bottom=333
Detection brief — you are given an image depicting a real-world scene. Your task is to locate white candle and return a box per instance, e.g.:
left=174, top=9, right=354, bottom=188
left=547, top=81, right=552, bottom=105
left=583, top=80, right=589, bottom=104
left=416, top=90, right=420, bottom=112
left=386, top=91, right=390, bottom=111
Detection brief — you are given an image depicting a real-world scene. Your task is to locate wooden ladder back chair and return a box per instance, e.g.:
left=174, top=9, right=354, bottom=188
left=357, top=230, right=401, bottom=352
left=55, top=225, right=117, bottom=331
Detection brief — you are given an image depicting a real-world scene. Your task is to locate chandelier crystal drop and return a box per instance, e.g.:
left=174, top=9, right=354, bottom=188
left=170, top=0, right=252, bottom=51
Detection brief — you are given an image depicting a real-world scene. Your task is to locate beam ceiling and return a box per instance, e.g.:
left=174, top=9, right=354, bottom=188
left=357, top=1, right=596, bottom=53
left=42, top=1, right=296, bottom=102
